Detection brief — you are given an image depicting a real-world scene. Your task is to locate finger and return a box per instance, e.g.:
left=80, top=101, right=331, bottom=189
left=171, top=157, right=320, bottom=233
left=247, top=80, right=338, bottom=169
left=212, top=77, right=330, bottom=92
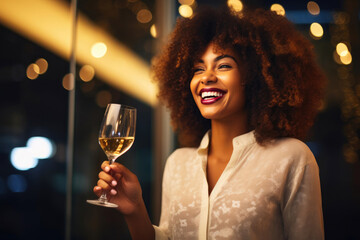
left=101, top=161, right=111, bottom=172
left=99, top=171, right=117, bottom=187
left=97, top=179, right=112, bottom=191
left=109, top=189, right=117, bottom=196
left=93, top=186, right=102, bottom=197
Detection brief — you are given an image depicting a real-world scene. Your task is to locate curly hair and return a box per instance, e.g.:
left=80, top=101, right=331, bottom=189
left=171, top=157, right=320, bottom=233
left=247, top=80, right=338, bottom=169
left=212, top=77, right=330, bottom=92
left=152, top=6, right=326, bottom=147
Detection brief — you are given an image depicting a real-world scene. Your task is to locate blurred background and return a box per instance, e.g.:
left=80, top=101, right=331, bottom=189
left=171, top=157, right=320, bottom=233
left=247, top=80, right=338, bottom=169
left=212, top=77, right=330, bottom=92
left=0, top=0, right=359, bottom=239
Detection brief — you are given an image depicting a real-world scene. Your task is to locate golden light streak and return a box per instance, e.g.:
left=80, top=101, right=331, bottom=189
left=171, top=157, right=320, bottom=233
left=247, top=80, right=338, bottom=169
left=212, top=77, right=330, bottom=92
left=0, top=0, right=157, bottom=106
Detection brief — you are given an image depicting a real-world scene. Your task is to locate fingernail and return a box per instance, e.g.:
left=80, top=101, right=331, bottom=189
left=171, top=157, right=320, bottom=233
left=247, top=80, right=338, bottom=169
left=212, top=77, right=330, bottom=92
left=112, top=180, right=117, bottom=186
left=110, top=189, right=117, bottom=195
left=105, top=166, right=110, bottom=172
left=95, top=186, right=101, bottom=191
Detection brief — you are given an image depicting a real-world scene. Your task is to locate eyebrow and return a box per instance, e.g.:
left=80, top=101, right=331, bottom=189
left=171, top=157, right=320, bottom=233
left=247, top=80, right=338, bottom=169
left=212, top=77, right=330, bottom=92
left=195, top=54, right=238, bottom=64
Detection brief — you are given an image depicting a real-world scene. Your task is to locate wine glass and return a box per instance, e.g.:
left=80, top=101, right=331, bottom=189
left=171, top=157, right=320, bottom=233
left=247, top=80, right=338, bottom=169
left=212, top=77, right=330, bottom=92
left=87, top=103, right=136, bottom=208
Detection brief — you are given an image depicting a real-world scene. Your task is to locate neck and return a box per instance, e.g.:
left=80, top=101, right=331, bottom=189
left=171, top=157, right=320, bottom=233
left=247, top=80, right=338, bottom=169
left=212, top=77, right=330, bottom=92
left=209, top=115, right=248, bottom=162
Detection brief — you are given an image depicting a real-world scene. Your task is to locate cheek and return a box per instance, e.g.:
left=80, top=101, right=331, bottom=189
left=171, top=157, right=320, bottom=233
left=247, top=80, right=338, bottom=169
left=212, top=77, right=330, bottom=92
left=189, top=80, right=197, bottom=99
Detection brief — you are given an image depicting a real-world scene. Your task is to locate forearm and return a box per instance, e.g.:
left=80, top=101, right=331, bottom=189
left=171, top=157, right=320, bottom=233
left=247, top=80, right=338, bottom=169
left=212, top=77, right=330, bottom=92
left=124, top=199, right=155, bottom=240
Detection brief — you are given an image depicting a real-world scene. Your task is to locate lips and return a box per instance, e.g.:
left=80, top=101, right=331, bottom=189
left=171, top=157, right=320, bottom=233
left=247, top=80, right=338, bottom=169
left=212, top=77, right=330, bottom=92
left=199, top=88, right=226, bottom=104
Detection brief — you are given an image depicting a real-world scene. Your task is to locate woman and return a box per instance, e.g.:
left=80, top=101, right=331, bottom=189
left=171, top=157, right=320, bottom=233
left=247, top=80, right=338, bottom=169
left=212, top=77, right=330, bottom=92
left=94, top=6, right=326, bottom=240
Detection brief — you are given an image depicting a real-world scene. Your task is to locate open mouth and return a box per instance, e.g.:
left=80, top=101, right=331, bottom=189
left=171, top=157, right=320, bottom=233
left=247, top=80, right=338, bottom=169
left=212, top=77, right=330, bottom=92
left=200, top=88, right=226, bottom=104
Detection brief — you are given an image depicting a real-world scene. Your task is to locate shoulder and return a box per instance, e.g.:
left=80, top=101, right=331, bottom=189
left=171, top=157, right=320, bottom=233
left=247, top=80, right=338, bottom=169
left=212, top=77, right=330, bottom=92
left=164, top=147, right=198, bottom=169
left=168, top=147, right=198, bottom=160
left=261, top=137, right=317, bottom=168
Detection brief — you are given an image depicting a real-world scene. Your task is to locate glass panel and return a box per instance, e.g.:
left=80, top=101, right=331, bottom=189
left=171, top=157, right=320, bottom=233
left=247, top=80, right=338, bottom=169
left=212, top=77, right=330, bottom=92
left=72, top=0, right=156, bottom=239
left=0, top=10, right=69, bottom=240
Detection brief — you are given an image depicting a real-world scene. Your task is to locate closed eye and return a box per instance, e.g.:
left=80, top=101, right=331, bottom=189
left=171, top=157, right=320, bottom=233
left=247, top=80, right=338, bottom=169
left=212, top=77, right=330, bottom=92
left=193, top=66, right=205, bottom=74
left=218, top=64, right=232, bottom=70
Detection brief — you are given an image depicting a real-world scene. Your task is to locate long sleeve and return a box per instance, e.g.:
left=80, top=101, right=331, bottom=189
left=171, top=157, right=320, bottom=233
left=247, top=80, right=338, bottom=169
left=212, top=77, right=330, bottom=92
left=282, top=159, right=324, bottom=240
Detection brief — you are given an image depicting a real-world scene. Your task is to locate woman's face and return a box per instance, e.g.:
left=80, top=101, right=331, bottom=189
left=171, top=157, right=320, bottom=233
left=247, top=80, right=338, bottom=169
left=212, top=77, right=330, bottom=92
left=190, top=43, right=246, bottom=122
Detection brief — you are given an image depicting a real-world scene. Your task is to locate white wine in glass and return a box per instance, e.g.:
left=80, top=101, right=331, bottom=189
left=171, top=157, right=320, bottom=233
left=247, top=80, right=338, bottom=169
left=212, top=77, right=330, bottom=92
left=87, top=103, right=136, bottom=208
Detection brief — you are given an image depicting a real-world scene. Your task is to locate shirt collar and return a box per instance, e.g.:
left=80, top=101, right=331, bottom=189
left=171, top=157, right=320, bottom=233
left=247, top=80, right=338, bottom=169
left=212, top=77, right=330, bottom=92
left=197, top=130, right=211, bottom=155
left=232, top=130, right=256, bottom=150
left=197, top=130, right=256, bottom=155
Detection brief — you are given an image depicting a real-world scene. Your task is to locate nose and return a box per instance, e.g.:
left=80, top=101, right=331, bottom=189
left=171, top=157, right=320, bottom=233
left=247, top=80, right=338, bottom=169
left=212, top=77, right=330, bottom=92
left=200, top=70, right=217, bottom=84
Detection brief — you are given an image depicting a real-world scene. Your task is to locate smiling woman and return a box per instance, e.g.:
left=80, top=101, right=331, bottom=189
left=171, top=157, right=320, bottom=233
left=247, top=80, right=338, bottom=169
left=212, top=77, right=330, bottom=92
left=93, top=5, right=326, bottom=240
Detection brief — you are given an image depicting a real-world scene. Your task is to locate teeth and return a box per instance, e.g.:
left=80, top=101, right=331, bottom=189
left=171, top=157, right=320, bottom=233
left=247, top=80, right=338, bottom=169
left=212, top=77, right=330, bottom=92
left=201, top=91, right=223, bottom=99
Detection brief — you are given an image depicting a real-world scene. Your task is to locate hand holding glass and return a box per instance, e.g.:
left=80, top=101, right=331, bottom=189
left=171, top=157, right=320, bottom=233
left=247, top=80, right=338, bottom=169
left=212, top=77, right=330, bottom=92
left=87, top=104, right=136, bottom=208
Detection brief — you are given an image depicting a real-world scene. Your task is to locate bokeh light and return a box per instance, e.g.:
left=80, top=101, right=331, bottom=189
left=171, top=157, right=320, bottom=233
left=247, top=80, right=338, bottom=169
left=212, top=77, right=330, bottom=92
left=35, top=58, right=48, bottom=74
left=26, top=63, right=40, bottom=80
left=310, top=22, right=323, bottom=39
left=307, top=1, right=320, bottom=15
left=27, top=136, right=55, bottom=159
left=136, top=9, right=152, bottom=23
left=10, top=147, right=39, bottom=171
left=150, top=24, right=157, bottom=38
left=91, top=42, right=107, bottom=58
left=179, top=5, right=193, bottom=18
left=340, top=52, right=352, bottom=65
left=62, top=73, right=75, bottom=91
left=79, top=65, right=95, bottom=82
left=227, top=0, right=243, bottom=12
left=270, top=3, right=285, bottom=16
left=336, top=42, right=349, bottom=57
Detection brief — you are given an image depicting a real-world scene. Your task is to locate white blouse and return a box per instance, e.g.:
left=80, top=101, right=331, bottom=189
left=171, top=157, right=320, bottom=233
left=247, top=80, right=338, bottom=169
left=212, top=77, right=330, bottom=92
left=154, top=131, right=324, bottom=240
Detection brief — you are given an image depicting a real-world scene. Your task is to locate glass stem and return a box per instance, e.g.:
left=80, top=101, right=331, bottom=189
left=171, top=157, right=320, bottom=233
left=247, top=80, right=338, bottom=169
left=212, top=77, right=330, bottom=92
left=99, top=193, right=108, bottom=203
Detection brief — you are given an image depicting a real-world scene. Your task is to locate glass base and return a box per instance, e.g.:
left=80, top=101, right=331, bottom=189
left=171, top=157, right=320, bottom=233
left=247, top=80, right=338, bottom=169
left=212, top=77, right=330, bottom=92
left=87, top=199, right=118, bottom=208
